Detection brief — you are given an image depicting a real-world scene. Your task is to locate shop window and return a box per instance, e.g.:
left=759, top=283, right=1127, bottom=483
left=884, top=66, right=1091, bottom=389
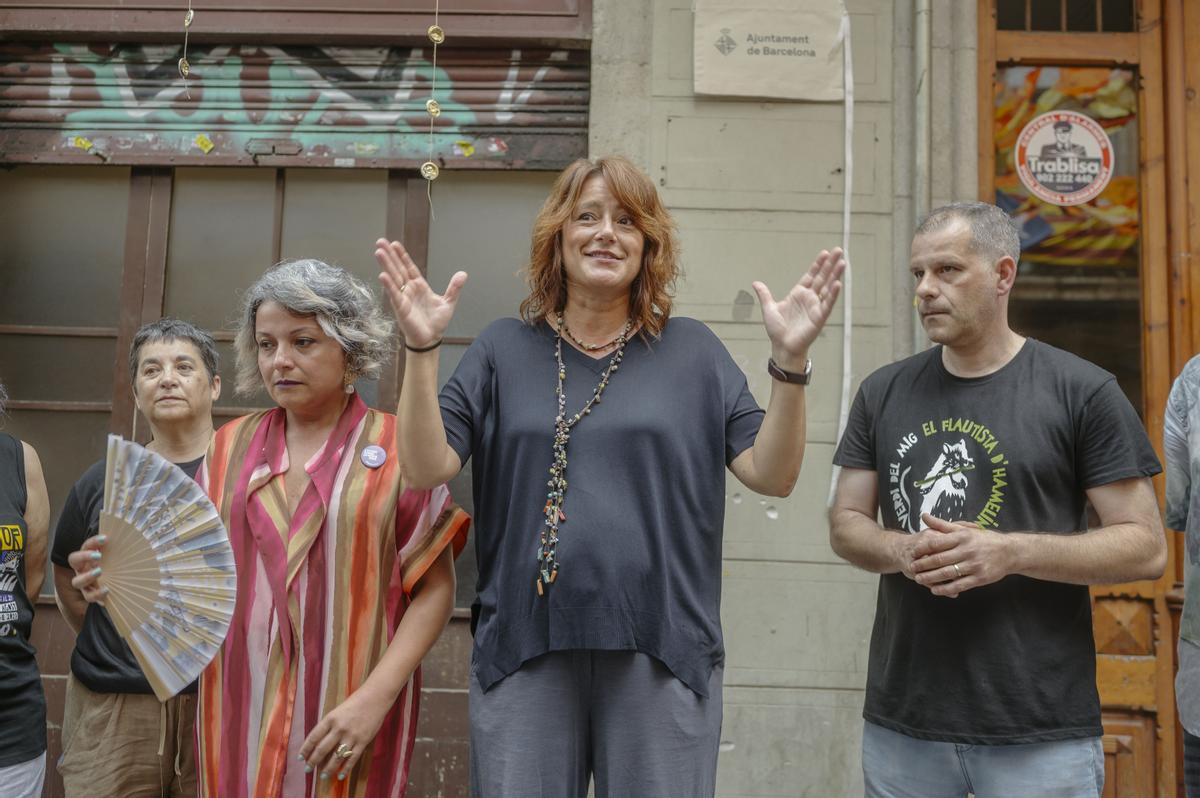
left=995, top=66, right=1142, bottom=410
left=996, top=0, right=1136, bottom=32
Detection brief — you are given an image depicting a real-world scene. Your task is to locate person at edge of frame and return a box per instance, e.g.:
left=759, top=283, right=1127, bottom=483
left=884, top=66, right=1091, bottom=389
left=0, top=378, right=51, bottom=798
left=829, top=201, right=1166, bottom=798
left=1165, top=354, right=1200, bottom=798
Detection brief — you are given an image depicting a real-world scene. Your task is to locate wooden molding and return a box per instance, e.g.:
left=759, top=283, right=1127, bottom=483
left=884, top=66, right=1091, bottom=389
left=995, top=31, right=1139, bottom=64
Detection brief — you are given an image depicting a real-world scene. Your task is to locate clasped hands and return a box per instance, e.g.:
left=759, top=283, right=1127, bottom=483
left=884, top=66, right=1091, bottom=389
left=897, top=513, right=1016, bottom=598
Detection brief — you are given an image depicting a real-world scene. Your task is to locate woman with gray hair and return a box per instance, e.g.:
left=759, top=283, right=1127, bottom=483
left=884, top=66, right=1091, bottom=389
left=193, top=260, right=469, bottom=797
left=0, top=379, right=50, bottom=797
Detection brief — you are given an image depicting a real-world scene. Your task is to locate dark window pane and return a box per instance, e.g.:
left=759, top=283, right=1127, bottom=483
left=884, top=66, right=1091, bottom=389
left=278, top=169, right=387, bottom=290
left=428, top=172, right=558, bottom=339
left=997, top=0, right=1028, bottom=30
left=1066, top=0, right=1099, bottom=31
left=0, top=335, right=116, bottom=403
left=1102, top=0, right=1135, bottom=31
left=1031, top=0, right=1063, bottom=30
left=163, top=168, right=276, bottom=334
left=0, top=167, right=129, bottom=327
left=1010, top=298, right=1142, bottom=411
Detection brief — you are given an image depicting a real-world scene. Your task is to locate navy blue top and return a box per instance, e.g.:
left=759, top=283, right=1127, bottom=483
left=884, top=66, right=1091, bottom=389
left=440, top=317, right=764, bottom=696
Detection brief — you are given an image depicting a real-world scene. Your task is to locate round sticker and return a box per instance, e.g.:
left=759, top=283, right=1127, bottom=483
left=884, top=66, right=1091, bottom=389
left=360, top=445, right=387, bottom=469
left=1015, top=110, right=1113, bottom=207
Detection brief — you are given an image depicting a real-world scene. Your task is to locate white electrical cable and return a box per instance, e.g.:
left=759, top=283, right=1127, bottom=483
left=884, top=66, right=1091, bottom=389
left=828, top=9, right=853, bottom=506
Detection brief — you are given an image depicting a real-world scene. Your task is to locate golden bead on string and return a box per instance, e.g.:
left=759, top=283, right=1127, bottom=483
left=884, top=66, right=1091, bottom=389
left=423, top=0, right=445, bottom=209
left=178, top=0, right=195, bottom=97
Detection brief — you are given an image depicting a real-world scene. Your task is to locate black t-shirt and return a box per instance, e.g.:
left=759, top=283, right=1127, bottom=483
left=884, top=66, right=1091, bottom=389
left=51, top=454, right=204, bottom=694
left=0, top=432, right=46, bottom=765
left=833, top=340, right=1161, bottom=744
left=440, top=317, right=764, bottom=697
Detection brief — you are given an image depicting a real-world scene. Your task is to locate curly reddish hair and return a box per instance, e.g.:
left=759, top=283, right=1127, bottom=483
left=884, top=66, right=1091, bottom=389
left=520, top=156, right=680, bottom=337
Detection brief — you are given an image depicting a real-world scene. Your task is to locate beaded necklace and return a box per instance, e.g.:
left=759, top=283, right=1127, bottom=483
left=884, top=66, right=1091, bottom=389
left=537, top=313, right=632, bottom=595
left=561, top=320, right=624, bottom=352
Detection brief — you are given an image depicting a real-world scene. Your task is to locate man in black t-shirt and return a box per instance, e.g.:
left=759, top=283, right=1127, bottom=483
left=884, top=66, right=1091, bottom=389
left=51, top=318, right=220, bottom=797
left=830, top=202, right=1165, bottom=798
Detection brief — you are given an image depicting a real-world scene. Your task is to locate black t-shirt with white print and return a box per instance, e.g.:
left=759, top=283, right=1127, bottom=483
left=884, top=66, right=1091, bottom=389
left=0, top=433, right=46, bottom=766
left=833, top=339, right=1160, bottom=744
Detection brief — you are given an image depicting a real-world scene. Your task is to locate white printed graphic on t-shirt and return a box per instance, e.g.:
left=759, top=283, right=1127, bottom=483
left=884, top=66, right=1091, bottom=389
left=888, top=417, right=1010, bottom=533
left=0, top=525, right=24, bottom=636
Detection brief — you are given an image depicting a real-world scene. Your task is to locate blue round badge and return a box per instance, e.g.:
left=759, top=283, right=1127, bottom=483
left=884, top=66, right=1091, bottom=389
left=360, top=445, right=387, bottom=469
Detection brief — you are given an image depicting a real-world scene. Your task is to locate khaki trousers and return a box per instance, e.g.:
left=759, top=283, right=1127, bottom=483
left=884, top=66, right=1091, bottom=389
left=59, top=674, right=197, bottom=798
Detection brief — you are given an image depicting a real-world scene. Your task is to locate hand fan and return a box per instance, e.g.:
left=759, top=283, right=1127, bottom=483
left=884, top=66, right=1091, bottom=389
left=98, top=434, right=236, bottom=701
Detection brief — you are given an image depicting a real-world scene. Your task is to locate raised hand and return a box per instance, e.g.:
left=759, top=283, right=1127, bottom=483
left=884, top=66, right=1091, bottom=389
left=751, top=247, right=846, bottom=369
left=374, top=238, right=468, bottom=349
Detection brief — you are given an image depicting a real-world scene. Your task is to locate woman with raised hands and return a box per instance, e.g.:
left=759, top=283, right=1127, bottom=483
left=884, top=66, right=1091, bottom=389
left=376, top=154, right=843, bottom=798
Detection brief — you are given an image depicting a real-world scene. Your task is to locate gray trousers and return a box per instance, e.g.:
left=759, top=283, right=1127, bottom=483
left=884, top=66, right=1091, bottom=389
left=469, top=650, right=723, bottom=798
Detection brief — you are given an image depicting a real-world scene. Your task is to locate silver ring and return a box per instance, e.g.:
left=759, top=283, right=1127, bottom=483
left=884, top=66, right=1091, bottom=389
left=399, top=283, right=407, bottom=293
left=953, top=563, right=962, bottom=579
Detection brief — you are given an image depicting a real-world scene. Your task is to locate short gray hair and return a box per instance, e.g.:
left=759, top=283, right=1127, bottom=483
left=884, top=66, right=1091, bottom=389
left=129, top=318, right=219, bottom=384
left=915, top=202, right=1021, bottom=266
left=0, top=380, right=7, bottom=417
left=234, top=259, right=394, bottom=396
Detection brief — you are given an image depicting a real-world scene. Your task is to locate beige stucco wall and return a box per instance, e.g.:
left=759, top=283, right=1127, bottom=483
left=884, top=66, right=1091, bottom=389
left=589, top=1, right=976, bottom=793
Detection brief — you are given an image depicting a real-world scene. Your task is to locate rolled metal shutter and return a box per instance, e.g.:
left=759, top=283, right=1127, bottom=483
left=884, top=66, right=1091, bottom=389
left=0, top=43, right=589, bottom=169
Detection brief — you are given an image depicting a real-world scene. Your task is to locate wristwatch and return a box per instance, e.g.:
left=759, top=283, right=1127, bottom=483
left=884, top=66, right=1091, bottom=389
left=767, top=357, right=812, bottom=385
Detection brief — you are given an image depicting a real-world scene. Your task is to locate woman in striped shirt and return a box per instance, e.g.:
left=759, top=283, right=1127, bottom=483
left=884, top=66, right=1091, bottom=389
left=196, top=260, right=468, bottom=798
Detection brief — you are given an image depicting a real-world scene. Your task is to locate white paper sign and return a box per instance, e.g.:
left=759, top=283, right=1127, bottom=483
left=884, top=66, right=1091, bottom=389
left=694, top=0, right=847, bottom=101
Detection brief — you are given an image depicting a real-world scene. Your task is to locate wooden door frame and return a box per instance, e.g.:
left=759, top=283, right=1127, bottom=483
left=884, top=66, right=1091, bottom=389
left=108, top=165, right=432, bottom=431
left=114, top=167, right=173, bottom=440
left=0, top=162, right=434, bottom=450
left=978, top=1, right=1177, bottom=795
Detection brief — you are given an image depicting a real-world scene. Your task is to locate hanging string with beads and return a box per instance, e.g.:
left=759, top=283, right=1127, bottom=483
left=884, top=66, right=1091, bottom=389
left=421, top=0, right=444, bottom=220
left=178, top=0, right=194, bottom=99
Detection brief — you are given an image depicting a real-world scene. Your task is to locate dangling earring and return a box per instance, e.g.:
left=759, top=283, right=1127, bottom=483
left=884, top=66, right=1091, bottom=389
left=343, top=372, right=355, bottom=394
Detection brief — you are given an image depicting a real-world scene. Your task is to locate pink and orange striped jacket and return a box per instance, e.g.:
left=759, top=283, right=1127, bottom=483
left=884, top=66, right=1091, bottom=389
left=196, top=395, right=468, bottom=798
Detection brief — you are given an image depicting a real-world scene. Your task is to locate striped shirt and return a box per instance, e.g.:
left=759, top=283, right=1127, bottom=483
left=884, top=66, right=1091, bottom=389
left=196, top=395, right=468, bottom=797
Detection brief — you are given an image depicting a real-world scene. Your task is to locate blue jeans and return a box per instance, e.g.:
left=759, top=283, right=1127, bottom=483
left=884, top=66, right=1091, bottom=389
left=862, top=721, right=1103, bottom=798
left=1185, top=729, right=1200, bottom=798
